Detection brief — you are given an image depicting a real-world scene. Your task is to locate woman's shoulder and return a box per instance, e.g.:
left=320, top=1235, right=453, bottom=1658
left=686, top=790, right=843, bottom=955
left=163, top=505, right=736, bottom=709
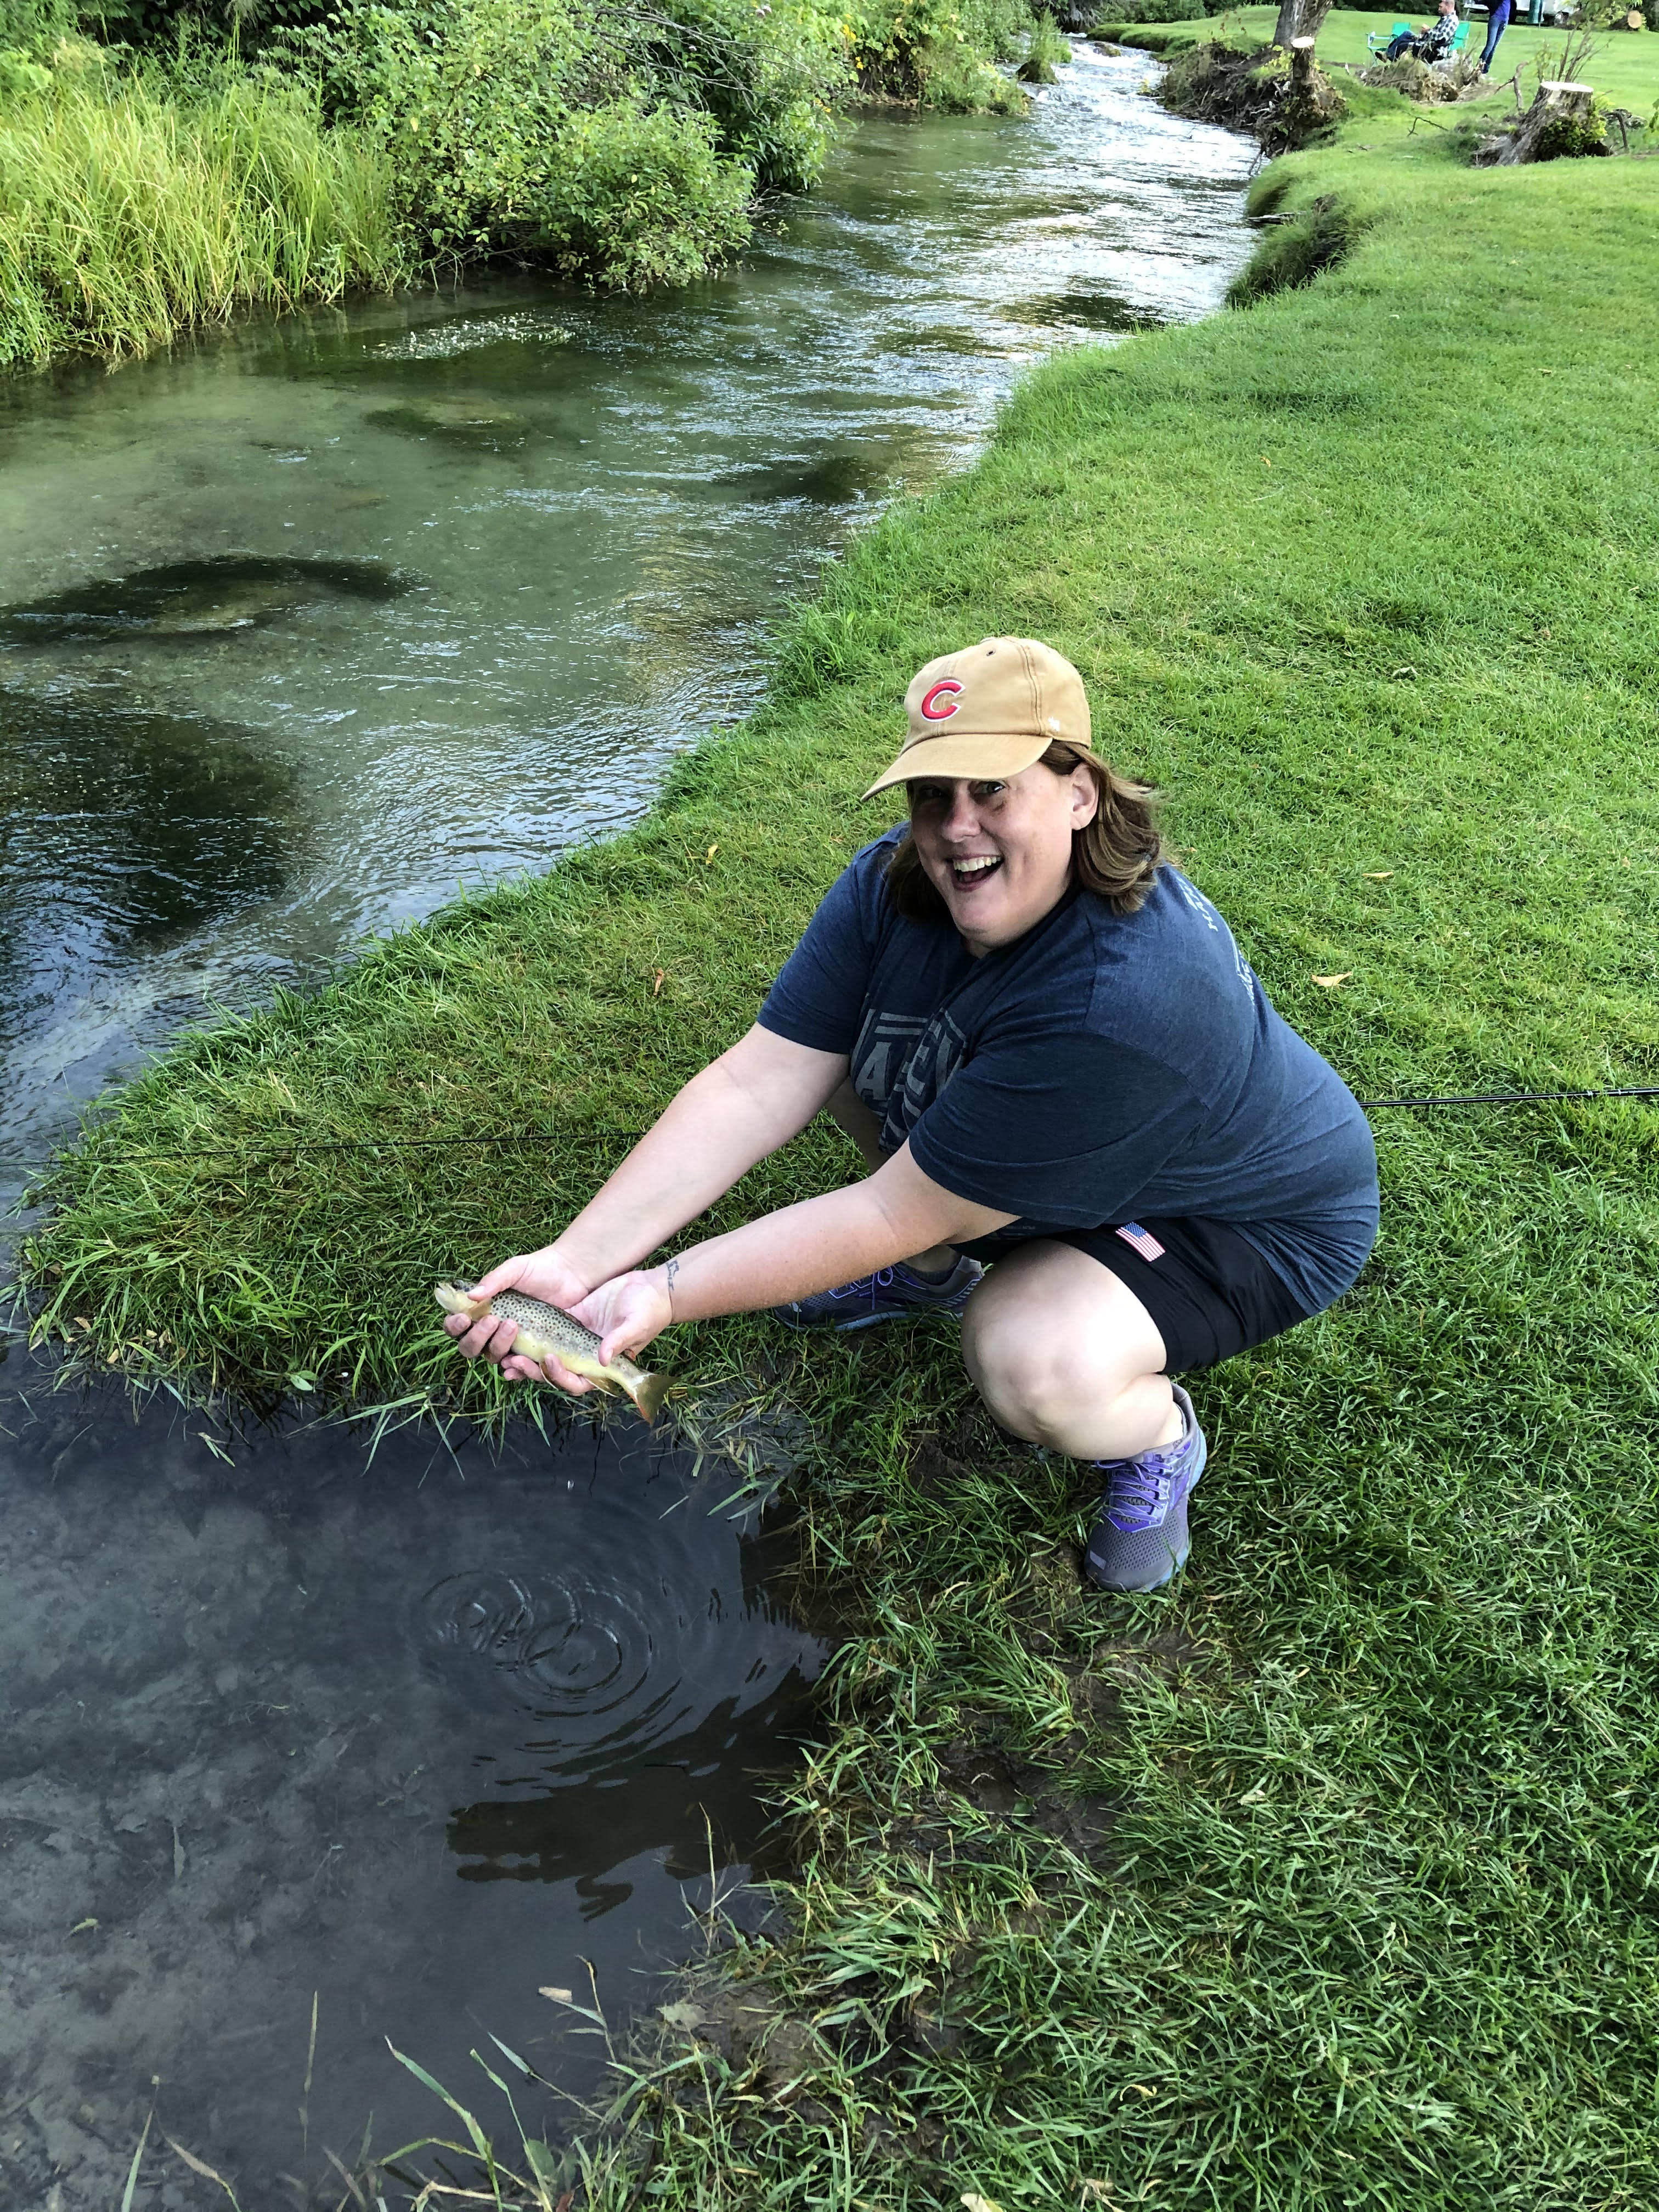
left=1070, top=865, right=1257, bottom=1012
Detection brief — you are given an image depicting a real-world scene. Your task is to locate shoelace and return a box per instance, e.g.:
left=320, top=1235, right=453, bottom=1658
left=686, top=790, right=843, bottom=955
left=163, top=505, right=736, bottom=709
left=1098, top=1442, right=1184, bottom=1533
left=830, top=1267, right=895, bottom=1302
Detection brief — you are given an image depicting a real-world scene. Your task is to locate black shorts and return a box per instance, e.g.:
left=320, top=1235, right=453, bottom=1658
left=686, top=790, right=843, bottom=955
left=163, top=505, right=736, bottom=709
left=1053, top=1217, right=1315, bottom=1374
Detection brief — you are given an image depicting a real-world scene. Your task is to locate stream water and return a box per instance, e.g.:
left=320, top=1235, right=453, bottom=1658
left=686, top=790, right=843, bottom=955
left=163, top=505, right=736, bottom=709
left=0, top=48, right=1254, bottom=2209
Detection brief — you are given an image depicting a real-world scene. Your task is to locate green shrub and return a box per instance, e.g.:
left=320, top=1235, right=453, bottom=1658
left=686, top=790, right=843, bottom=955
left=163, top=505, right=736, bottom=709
left=631, top=0, right=847, bottom=192
left=0, top=0, right=71, bottom=99
left=295, top=0, right=844, bottom=283
left=849, top=0, right=1033, bottom=110
left=0, top=0, right=71, bottom=48
left=533, top=97, right=755, bottom=285
left=1534, top=89, right=1611, bottom=155
left=0, top=43, right=54, bottom=91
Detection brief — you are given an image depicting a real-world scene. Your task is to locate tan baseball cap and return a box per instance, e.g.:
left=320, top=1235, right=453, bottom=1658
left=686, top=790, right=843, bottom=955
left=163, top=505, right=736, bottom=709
left=861, top=636, right=1092, bottom=801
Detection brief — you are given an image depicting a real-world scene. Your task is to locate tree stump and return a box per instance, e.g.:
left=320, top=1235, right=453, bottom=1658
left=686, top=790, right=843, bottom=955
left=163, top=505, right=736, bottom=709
left=1496, top=78, right=1598, bottom=163
left=1289, top=34, right=1317, bottom=92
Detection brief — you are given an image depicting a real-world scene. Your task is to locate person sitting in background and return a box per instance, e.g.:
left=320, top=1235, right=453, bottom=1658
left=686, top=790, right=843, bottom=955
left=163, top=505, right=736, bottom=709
left=1479, top=0, right=1513, bottom=75
left=1385, top=0, right=1460, bottom=61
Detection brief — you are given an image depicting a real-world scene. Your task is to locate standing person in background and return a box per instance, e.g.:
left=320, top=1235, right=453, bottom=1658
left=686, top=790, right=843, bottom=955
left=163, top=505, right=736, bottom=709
left=446, top=640, right=1379, bottom=1595
left=1479, top=0, right=1512, bottom=76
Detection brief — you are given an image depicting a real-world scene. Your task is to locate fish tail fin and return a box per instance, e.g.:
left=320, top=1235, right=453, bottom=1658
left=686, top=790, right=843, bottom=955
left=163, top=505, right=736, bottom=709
left=633, top=1371, right=673, bottom=1426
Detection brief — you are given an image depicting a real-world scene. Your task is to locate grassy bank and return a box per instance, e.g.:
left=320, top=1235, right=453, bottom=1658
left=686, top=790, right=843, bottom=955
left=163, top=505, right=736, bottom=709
left=1104, top=2, right=1659, bottom=114
left=18, top=64, right=1659, bottom=2212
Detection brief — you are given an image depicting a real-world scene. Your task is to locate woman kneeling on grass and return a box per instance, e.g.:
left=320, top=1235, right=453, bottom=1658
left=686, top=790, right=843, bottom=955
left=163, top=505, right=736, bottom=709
left=448, top=639, right=1378, bottom=1592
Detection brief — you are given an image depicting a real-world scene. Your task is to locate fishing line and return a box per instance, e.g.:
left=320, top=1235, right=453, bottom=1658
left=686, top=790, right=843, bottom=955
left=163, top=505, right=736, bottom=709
left=1355, top=1084, right=1659, bottom=1109
left=42, top=1084, right=1659, bottom=1170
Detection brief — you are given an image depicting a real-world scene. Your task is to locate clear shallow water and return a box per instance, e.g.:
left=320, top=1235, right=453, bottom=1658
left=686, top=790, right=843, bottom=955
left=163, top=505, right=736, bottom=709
left=0, top=47, right=1253, bottom=1199
left=0, top=53, right=1254, bottom=2207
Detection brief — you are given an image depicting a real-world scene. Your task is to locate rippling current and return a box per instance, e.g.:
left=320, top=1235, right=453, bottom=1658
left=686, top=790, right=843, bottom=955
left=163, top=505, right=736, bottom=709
left=0, top=49, right=1254, bottom=2206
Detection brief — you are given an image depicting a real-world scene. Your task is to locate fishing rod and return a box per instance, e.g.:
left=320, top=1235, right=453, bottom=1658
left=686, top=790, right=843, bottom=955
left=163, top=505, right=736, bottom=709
left=44, top=1084, right=1659, bottom=1170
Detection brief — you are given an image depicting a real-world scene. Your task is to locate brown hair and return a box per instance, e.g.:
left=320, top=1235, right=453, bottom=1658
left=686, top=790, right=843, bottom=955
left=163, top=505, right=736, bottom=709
left=882, top=742, right=1165, bottom=921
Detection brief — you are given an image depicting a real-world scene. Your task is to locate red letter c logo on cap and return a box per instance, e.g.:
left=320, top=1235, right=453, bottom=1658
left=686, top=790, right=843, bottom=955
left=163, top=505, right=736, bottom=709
left=920, top=680, right=963, bottom=721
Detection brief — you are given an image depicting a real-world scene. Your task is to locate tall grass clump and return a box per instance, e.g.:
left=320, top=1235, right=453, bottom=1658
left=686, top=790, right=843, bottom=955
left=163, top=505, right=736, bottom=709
left=0, top=46, right=407, bottom=365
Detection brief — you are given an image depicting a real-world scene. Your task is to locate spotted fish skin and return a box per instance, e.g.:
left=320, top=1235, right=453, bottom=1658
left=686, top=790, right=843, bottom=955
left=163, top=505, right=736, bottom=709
left=435, top=1280, right=672, bottom=1424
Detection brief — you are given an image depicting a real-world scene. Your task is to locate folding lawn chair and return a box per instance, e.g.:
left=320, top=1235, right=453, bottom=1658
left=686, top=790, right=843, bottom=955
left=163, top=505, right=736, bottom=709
left=1367, top=18, right=1410, bottom=51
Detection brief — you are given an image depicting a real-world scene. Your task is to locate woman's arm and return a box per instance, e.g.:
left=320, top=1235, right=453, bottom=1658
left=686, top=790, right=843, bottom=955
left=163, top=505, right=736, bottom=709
left=656, top=1143, right=1012, bottom=1323
left=445, top=1024, right=849, bottom=1373
left=552, top=1023, right=848, bottom=1280
left=499, top=1144, right=1015, bottom=1393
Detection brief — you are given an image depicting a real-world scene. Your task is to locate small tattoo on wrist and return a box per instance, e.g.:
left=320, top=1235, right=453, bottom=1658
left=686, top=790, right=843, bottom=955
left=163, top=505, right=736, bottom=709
left=665, top=1258, right=680, bottom=1299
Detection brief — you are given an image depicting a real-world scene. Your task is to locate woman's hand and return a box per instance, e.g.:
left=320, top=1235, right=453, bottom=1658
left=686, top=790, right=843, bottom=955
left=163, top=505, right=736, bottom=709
left=571, top=1270, right=674, bottom=1372
left=442, top=1246, right=592, bottom=1389
left=443, top=1249, right=673, bottom=1397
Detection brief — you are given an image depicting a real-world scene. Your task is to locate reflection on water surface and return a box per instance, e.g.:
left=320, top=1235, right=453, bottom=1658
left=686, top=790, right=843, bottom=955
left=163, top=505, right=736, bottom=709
left=0, top=690, right=302, bottom=1069
left=0, top=1351, right=818, bottom=2204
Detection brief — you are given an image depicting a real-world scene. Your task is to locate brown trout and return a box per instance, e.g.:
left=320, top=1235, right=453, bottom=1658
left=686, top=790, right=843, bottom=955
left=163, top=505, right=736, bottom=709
left=435, top=1280, right=672, bottom=1424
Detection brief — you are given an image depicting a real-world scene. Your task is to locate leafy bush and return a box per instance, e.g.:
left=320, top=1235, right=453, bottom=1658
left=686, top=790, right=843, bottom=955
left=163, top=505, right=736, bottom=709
left=0, top=0, right=71, bottom=45
left=0, top=0, right=71, bottom=97
left=849, top=0, right=1034, bottom=109
left=1533, top=88, right=1610, bottom=153
left=523, top=97, right=755, bottom=284
left=294, top=0, right=846, bottom=284
left=631, top=0, right=847, bottom=192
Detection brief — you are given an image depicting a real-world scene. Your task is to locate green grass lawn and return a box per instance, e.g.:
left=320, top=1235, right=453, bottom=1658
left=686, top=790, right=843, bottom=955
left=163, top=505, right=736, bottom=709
left=1135, top=4, right=1659, bottom=112
left=15, top=63, right=1659, bottom=2212
left=1314, top=6, right=1659, bottom=111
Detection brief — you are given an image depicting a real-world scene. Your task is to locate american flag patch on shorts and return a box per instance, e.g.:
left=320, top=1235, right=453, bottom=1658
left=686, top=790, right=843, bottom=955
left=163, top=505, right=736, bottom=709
left=1115, top=1221, right=1166, bottom=1261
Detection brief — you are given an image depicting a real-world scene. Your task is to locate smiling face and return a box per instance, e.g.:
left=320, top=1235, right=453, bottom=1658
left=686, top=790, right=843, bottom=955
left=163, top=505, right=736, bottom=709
left=906, top=757, right=1101, bottom=955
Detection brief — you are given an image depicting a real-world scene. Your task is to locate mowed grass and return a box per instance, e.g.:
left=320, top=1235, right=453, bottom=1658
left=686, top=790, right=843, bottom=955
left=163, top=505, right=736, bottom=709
left=16, top=94, right=1659, bottom=2211
left=1137, top=4, right=1659, bottom=110
left=1310, top=6, right=1659, bottom=111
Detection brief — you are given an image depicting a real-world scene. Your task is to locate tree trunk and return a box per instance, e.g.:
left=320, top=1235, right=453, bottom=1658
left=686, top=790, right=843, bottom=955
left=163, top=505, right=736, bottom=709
left=1289, top=34, right=1317, bottom=91
left=1496, top=78, right=1595, bottom=162
left=1272, top=0, right=1334, bottom=52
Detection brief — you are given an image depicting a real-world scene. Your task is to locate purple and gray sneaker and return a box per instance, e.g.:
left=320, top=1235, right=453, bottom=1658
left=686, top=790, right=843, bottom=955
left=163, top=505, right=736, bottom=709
left=1084, top=1383, right=1207, bottom=1594
left=772, top=1254, right=984, bottom=1333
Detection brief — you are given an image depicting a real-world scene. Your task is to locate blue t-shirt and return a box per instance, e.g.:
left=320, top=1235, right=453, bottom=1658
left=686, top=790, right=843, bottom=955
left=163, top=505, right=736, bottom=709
left=758, top=831, right=1379, bottom=1317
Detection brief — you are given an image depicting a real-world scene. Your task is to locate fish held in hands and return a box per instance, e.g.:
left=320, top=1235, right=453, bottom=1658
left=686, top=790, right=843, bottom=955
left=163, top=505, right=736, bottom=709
left=435, top=1280, right=673, bottom=1424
